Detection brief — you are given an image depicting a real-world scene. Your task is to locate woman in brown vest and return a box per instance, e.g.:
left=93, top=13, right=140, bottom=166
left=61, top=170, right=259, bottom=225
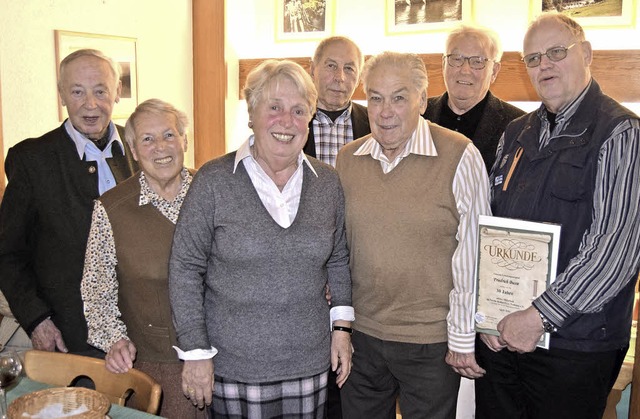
left=80, top=98, right=202, bottom=418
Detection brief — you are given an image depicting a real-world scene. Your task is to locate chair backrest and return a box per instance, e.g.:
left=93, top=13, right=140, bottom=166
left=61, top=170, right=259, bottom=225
left=24, top=350, right=162, bottom=414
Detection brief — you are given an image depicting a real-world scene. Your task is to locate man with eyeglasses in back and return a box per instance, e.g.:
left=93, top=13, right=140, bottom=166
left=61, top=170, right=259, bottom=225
left=475, top=13, right=640, bottom=419
left=423, top=25, right=525, bottom=172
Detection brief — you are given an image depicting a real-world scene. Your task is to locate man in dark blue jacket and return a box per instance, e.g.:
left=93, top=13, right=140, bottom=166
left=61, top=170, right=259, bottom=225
left=475, top=13, right=640, bottom=419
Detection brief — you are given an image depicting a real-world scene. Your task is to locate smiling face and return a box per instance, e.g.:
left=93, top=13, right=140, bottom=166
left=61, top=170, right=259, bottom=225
left=250, top=76, right=311, bottom=165
left=366, top=63, right=427, bottom=161
left=130, top=111, right=187, bottom=197
left=443, top=34, right=500, bottom=114
left=59, top=55, right=121, bottom=140
left=311, top=40, right=361, bottom=111
left=523, top=18, right=592, bottom=113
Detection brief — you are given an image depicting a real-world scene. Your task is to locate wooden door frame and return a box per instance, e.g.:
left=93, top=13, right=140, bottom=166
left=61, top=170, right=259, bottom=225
left=192, top=0, right=226, bottom=167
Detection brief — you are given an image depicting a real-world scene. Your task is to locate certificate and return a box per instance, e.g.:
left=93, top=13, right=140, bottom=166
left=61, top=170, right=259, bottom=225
left=474, top=215, right=561, bottom=349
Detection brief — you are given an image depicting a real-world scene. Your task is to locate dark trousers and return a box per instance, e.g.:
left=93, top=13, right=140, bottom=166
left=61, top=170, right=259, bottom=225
left=341, top=331, right=460, bottom=419
left=327, top=369, right=342, bottom=418
left=475, top=336, right=627, bottom=419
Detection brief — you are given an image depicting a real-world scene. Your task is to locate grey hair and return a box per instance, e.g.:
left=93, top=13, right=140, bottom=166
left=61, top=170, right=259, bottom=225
left=57, top=49, right=121, bottom=92
left=124, top=98, right=189, bottom=148
left=446, top=24, right=503, bottom=62
left=361, top=51, right=428, bottom=94
left=527, top=12, right=586, bottom=44
left=312, top=36, right=364, bottom=72
left=243, top=59, right=318, bottom=117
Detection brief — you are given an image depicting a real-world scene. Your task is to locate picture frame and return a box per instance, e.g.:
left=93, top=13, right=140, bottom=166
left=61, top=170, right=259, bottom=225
left=529, top=0, right=637, bottom=28
left=275, top=0, right=334, bottom=42
left=54, top=30, right=138, bottom=121
left=386, top=0, right=472, bottom=35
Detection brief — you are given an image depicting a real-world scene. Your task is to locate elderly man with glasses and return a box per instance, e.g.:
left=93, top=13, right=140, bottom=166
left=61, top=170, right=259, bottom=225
left=423, top=25, right=525, bottom=172
left=475, top=13, right=640, bottom=419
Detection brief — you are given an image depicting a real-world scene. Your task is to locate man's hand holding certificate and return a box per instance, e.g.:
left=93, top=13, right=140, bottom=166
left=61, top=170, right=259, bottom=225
left=473, top=216, right=560, bottom=349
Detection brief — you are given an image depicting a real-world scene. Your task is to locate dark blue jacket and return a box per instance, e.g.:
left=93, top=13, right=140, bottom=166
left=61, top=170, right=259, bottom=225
left=491, top=81, right=639, bottom=352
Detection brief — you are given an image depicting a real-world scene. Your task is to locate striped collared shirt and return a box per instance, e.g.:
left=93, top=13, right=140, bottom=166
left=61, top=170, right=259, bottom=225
left=536, top=119, right=640, bottom=328
left=354, top=117, right=491, bottom=353
left=537, top=80, right=592, bottom=150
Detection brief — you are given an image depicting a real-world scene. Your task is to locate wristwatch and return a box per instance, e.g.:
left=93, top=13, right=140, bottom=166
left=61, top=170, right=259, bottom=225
left=538, top=311, right=558, bottom=333
left=332, top=325, right=353, bottom=335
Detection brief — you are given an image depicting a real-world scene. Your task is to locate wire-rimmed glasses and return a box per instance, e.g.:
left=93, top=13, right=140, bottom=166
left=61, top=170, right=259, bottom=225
left=444, top=54, right=493, bottom=70
left=522, top=43, right=577, bottom=68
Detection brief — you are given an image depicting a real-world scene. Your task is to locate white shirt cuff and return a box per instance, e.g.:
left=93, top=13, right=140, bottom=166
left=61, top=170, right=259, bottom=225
left=330, top=306, right=355, bottom=326
left=172, top=346, right=218, bottom=360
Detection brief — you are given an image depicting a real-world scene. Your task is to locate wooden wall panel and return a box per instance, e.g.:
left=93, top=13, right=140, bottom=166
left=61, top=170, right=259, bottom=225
left=238, top=50, right=640, bottom=103
left=192, top=0, right=226, bottom=167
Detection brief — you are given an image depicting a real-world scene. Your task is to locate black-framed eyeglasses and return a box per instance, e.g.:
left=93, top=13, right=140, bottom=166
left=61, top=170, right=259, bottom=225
left=522, top=43, right=577, bottom=68
left=444, top=54, right=492, bottom=70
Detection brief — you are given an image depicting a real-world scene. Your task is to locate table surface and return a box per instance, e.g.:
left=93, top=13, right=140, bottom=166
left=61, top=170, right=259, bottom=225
left=7, top=376, right=165, bottom=419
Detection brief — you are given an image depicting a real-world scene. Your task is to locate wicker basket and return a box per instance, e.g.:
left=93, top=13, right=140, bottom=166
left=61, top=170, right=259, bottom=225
left=7, top=387, right=110, bottom=419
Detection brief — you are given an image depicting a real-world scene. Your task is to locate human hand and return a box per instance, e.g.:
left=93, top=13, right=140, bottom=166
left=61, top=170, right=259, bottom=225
left=445, top=350, right=485, bottom=379
left=105, top=339, right=137, bottom=373
left=478, top=333, right=507, bottom=352
left=497, top=306, right=544, bottom=353
left=331, top=325, right=352, bottom=388
left=182, top=359, right=214, bottom=409
left=31, top=318, right=68, bottom=352
left=325, top=284, right=332, bottom=305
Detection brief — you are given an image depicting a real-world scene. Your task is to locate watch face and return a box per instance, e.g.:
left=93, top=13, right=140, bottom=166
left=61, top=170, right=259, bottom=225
left=542, top=319, right=555, bottom=333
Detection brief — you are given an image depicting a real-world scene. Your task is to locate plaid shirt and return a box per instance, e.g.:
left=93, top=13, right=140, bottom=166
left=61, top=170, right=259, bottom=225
left=312, top=105, right=355, bottom=167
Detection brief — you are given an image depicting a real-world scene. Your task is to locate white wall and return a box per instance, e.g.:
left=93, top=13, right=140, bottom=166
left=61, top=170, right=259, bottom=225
left=225, top=0, right=640, bottom=152
left=0, top=0, right=195, bottom=167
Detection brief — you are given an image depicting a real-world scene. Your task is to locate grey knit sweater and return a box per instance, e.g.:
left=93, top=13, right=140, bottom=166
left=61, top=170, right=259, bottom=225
left=169, top=152, right=351, bottom=383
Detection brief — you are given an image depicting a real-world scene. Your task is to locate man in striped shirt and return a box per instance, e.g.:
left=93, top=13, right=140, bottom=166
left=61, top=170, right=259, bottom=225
left=336, top=51, right=490, bottom=418
left=476, top=13, right=640, bottom=419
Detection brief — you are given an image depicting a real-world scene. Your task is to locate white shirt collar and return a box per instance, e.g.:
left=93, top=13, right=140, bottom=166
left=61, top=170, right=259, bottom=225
left=353, top=117, right=437, bottom=173
left=233, top=135, right=318, bottom=177
left=64, top=119, right=124, bottom=158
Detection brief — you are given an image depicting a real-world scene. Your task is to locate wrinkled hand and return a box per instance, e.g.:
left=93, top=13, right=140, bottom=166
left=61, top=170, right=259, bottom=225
left=182, top=359, right=214, bottom=409
left=31, top=318, right=68, bottom=352
left=479, top=333, right=507, bottom=352
left=331, top=326, right=352, bottom=388
left=497, top=306, right=544, bottom=353
left=445, top=350, right=485, bottom=379
left=105, top=339, right=137, bottom=373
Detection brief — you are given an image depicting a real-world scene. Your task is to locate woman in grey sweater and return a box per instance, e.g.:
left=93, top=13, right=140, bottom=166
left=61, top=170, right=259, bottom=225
left=169, top=59, right=353, bottom=418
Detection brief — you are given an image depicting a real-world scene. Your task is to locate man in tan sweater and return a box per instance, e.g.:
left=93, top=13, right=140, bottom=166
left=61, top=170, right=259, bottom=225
left=336, top=51, right=490, bottom=418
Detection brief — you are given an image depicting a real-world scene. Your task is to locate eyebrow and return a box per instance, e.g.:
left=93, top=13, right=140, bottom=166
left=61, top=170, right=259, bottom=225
left=325, top=57, right=356, bottom=66
left=367, top=87, right=410, bottom=96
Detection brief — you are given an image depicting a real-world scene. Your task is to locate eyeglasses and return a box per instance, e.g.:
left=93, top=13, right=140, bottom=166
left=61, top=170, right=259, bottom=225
left=444, top=54, right=492, bottom=70
left=522, top=43, right=577, bottom=68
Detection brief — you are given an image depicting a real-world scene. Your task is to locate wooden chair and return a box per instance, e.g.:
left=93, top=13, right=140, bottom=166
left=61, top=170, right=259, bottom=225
left=23, top=350, right=162, bottom=414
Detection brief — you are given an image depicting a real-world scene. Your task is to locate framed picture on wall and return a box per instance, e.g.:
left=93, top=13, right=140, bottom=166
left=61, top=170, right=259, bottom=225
left=54, top=30, right=138, bottom=121
left=275, top=0, right=335, bottom=42
left=386, top=0, right=472, bottom=35
left=530, top=0, right=637, bottom=28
